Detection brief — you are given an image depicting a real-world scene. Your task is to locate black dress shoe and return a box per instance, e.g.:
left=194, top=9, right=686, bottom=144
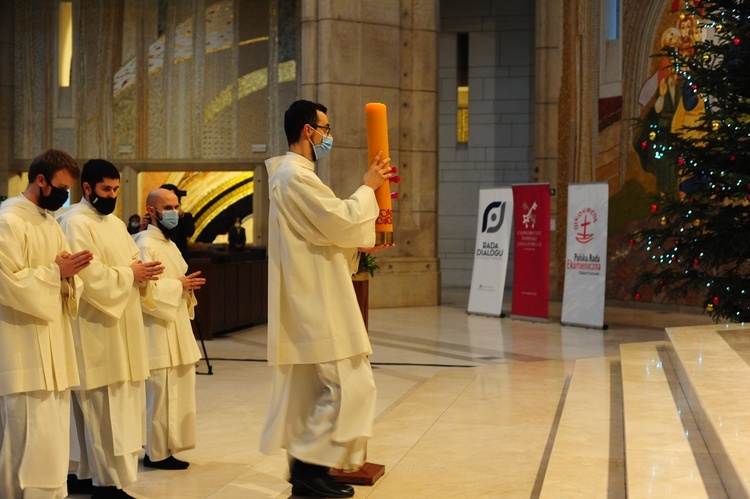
left=289, top=459, right=354, bottom=498
left=289, top=476, right=354, bottom=498
left=91, top=485, right=135, bottom=498
left=67, top=474, right=94, bottom=494
left=143, top=454, right=190, bottom=470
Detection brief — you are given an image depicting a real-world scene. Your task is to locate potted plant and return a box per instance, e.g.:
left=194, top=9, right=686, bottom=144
left=355, top=252, right=379, bottom=279
left=352, top=252, right=378, bottom=328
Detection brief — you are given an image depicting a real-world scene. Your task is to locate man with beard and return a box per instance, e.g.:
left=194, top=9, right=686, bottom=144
left=132, top=188, right=205, bottom=471
left=58, top=159, right=164, bottom=499
left=0, top=149, right=92, bottom=498
left=261, top=100, right=393, bottom=498
left=158, top=184, right=195, bottom=257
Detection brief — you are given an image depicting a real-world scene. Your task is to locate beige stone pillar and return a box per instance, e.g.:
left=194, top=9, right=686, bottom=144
left=0, top=0, right=13, bottom=198
left=535, top=0, right=564, bottom=296
left=299, top=0, right=440, bottom=307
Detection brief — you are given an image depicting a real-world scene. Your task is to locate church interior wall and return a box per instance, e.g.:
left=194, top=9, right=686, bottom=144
left=0, top=0, right=442, bottom=309
left=0, top=0, right=701, bottom=311
left=438, top=0, right=535, bottom=287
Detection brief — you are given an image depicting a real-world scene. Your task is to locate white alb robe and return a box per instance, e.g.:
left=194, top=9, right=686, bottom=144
left=57, top=199, right=150, bottom=487
left=0, top=195, right=82, bottom=496
left=57, top=200, right=151, bottom=389
left=264, top=152, right=378, bottom=366
left=260, top=152, right=379, bottom=469
left=133, top=225, right=201, bottom=460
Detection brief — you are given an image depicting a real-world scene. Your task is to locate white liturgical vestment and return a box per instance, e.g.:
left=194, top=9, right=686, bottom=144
left=133, top=225, right=201, bottom=369
left=0, top=194, right=82, bottom=495
left=264, top=152, right=379, bottom=366
left=58, top=200, right=150, bottom=481
left=261, top=152, right=380, bottom=469
left=0, top=195, right=81, bottom=396
left=134, top=225, right=201, bottom=460
left=57, top=200, right=151, bottom=389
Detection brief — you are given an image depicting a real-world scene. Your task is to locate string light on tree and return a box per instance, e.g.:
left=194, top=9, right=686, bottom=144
left=630, top=0, right=750, bottom=323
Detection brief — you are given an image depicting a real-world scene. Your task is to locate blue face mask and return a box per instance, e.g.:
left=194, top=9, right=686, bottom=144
left=157, top=209, right=180, bottom=230
left=309, top=129, right=333, bottom=161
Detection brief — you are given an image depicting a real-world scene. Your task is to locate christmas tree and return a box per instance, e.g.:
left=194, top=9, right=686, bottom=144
left=632, top=0, right=750, bottom=322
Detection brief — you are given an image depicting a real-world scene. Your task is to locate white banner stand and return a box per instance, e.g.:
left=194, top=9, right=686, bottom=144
left=561, top=183, right=609, bottom=329
left=468, top=188, right=513, bottom=317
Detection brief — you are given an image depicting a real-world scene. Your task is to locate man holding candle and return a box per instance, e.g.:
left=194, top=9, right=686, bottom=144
left=261, top=99, right=393, bottom=498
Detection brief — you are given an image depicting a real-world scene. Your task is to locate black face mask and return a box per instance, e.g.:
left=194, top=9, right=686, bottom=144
left=90, top=191, right=117, bottom=215
left=38, top=180, right=69, bottom=211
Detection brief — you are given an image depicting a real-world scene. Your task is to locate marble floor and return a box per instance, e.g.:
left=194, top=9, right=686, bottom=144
left=71, top=287, right=720, bottom=498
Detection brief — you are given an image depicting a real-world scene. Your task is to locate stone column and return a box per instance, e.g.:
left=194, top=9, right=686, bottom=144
left=534, top=0, right=564, bottom=295
left=0, top=0, right=14, bottom=198
left=299, top=0, right=440, bottom=307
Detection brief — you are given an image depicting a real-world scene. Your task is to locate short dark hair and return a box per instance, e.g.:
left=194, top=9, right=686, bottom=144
left=160, top=183, right=187, bottom=199
left=81, top=159, right=120, bottom=188
left=27, top=149, right=80, bottom=183
left=284, top=100, right=327, bottom=146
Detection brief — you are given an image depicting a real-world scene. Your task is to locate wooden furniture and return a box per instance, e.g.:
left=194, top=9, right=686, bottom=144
left=352, top=271, right=370, bottom=329
left=187, top=249, right=267, bottom=339
left=330, top=270, right=385, bottom=486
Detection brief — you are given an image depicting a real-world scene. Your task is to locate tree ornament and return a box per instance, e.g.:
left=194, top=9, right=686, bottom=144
left=630, top=1, right=749, bottom=323
left=634, top=292, right=641, bottom=301
left=629, top=237, right=636, bottom=246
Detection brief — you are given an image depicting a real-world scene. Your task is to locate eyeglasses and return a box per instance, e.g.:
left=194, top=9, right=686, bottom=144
left=310, top=123, right=332, bottom=136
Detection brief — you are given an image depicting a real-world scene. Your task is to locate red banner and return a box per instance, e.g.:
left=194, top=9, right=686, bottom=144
left=511, top=184, right=551, bottom=321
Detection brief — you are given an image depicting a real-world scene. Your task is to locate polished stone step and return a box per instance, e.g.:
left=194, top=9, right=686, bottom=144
left=620, top=341, right=724, bottom=498
left=539, top=357, right=624, bottom=498
left=667, top=325, right=750, bottom=499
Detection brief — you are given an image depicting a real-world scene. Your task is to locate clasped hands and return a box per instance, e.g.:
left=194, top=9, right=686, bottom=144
left=56, top=250, right=93, bottom=279
left=178, top=271, right=206, bottom=291
left=130, top=260, right=165, bottom=282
